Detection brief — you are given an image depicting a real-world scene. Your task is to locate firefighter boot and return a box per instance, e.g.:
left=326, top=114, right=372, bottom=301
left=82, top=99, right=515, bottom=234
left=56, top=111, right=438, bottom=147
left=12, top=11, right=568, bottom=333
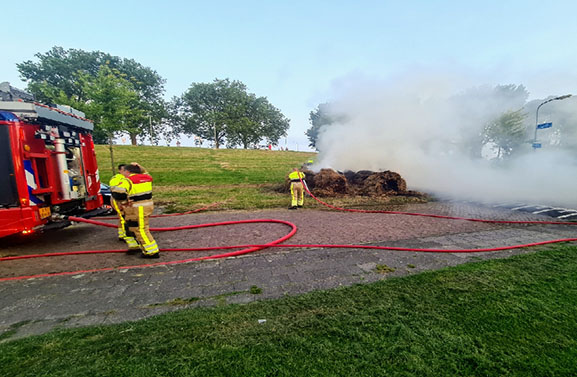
left=124, top=237, right=141, bottom=254
left=141, top=240, right=160, bottom=259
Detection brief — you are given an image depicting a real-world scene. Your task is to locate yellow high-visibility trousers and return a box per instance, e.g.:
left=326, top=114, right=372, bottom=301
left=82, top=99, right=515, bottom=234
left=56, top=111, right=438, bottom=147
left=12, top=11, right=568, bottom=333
left=123, top=205, right=159, bottom=255
left=111, top=199, right=127, bottom=239
left=290, top=182, right=304, bottom=207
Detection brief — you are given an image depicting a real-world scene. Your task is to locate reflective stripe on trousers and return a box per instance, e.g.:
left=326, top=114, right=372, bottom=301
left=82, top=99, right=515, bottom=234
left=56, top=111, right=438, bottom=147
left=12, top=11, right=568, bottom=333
left=124, top=204, right=159, bottom=255
left=111, top=198, right=126, bottom=238
left=124, top=236, right=139, bottom=249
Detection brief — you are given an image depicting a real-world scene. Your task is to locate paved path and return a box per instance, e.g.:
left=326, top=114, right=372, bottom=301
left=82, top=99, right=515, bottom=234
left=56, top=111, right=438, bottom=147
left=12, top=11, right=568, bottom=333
left=1, top=202, right=576, bottom=341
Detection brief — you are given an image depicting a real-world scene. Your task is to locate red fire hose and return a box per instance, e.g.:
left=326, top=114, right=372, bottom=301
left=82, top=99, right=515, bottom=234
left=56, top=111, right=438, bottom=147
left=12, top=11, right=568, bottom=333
left=1, top=185, right=576, bottom=282
left=0, top=217, right=297, bottom=282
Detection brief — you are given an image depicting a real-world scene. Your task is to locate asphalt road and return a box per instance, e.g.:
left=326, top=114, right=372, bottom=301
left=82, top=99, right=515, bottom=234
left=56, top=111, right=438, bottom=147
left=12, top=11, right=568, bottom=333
left=1, top=202, right=576, bottom=341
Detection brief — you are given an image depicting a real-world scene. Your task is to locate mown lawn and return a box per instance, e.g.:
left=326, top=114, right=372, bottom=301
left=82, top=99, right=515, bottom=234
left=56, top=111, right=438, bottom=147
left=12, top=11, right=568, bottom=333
left=1, top=245, right=576, bottom=376
left=96, top=145, right=317, bottom=211
left=95, top=145, right=425, bottom=211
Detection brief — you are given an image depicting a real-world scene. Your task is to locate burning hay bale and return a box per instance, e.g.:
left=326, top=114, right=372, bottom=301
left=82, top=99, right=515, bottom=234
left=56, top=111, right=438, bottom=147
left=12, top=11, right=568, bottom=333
left=359, top=171, right=407, bottom=196
left=342, top=170, right=407, bottom=195
left=343, top=170, right=374, bottom=186
left=311, top=169, right=348, bottom=197
left=280, top=168, right=423, bottom=199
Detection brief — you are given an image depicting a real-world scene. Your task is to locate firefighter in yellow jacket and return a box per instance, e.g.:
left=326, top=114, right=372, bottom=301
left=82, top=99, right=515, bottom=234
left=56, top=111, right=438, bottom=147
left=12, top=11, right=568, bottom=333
left=115, top=163, right=160, bottom=258
left=288, top=168, right=306, bottom=209
left=109, top=164, right=127, bottom=241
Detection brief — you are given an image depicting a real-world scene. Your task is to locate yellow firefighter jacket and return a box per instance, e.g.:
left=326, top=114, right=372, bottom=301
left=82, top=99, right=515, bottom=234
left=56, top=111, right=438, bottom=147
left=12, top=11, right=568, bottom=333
left=288, top=171, right=305, bottom=182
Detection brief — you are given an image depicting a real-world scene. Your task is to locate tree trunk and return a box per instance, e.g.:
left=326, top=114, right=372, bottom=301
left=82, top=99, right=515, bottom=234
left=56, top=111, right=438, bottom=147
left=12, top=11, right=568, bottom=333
left=130, top=132, right=138, bottom=146
left=213, top=123, right=219, bottom=149
left=108, top=133, right=115, bottom=176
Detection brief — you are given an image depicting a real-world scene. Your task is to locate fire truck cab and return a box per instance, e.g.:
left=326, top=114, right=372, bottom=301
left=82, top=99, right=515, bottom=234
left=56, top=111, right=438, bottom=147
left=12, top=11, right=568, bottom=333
left=0, top=82, right=103, bottom=238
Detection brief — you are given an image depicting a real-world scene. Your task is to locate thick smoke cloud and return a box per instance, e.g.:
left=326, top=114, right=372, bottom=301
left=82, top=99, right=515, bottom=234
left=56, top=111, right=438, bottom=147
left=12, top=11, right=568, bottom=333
left=314, top=72, right=577, bottom=207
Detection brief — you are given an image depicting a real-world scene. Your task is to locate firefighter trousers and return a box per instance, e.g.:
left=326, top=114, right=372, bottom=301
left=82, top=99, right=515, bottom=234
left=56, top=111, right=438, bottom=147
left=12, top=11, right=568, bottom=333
left=111, top=199, right=126, bottom=239
left=290, top=182, right=304, bottom=207
left=123, top=204, right=159, bottom=255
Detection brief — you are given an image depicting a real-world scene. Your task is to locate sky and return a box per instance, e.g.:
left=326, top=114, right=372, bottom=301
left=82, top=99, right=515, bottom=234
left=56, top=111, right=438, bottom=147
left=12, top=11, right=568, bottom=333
left=2, top=0, right=577, bottom=153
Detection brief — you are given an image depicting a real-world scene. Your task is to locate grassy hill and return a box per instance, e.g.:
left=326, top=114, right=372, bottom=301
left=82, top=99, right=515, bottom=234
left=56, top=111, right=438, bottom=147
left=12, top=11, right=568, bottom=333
left=95, top=145, right=316, bottom=211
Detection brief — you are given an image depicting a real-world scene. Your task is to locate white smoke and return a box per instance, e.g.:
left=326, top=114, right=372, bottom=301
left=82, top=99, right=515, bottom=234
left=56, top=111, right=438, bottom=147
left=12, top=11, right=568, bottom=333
left=314, top=72, right=577, bottom=207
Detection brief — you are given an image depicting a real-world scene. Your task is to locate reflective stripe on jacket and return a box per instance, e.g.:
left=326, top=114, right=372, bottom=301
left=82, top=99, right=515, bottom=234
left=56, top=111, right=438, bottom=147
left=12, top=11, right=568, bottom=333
left=127, top=174, right=153, bottom=202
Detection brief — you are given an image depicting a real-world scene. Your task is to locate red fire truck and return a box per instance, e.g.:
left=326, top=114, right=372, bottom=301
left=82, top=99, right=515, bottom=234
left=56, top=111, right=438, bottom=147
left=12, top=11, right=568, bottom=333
left=0, top=82, right=103, bottom=238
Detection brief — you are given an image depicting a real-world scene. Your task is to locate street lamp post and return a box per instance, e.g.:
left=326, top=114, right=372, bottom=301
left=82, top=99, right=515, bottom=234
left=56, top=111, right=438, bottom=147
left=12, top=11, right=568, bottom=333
left=534, top=94, right=572, bottom=147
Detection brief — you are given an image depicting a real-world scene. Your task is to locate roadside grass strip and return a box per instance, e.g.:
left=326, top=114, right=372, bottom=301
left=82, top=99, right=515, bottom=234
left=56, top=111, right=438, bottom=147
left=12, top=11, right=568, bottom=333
left=1, top=245, right=576, bottom=376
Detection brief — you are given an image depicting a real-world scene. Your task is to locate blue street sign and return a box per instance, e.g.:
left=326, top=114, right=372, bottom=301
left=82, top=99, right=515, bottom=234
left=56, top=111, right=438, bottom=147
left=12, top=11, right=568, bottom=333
left=537, top=122, right=552, bottom=129
left=532, top=143, right=542, bottom=149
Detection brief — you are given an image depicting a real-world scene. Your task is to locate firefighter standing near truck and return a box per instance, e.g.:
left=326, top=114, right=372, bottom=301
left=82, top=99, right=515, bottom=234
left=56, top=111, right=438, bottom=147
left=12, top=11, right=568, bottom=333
left=113, top=163, right=160, bottom=258
left=288, top=168, right=306, bottom=209
left=109, top=164, right=128, bottom=241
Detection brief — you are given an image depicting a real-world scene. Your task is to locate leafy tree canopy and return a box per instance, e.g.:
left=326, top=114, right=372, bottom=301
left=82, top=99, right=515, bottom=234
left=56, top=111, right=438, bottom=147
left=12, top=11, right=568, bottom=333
left=450, top=84, right=529, bottom=159
left=306, top=103, right=346, bottom=149
left=484, top=108, right=527, bottom=159
left=177, top=79, right=289, bottom=149
left=17, top=46, right=167, bottom=144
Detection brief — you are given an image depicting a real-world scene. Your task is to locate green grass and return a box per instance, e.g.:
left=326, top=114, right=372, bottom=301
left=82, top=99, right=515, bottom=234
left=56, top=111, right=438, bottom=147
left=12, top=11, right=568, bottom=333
left=375, top=263, right=396, bottom=274
left=2, top=245, right=577, bottom=376
left=96, top=145, right=317, bottom=211
left=95, top=145, right=425, bottom=211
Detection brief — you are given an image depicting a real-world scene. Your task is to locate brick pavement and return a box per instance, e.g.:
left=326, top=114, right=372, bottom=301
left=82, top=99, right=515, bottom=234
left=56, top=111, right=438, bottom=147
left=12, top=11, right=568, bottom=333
left=1, top=202, right=576, bottom=341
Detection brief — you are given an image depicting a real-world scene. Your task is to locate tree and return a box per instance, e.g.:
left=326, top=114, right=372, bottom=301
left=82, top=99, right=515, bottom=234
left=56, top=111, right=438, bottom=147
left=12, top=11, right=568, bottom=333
left=452, top=84, right=529, bottom=159
left=306, top=103, right=345, bottom=149
left=178, top=79, right=289, bottom=149
left=165, top=96, right=187, bottom=143
left=483, top=109, right=527, bottom=159
left=71, top=66, right=144, bottom=173
left=226, top=95, right=290, bottom=149
left=259, top=102, right=291, bottom=147
left=17, top=46, right=166, bottom=144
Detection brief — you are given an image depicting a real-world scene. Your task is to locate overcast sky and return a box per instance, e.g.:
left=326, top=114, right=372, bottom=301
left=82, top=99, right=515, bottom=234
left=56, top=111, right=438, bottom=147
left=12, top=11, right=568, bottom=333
left=2, top=0, right=577, bottom=150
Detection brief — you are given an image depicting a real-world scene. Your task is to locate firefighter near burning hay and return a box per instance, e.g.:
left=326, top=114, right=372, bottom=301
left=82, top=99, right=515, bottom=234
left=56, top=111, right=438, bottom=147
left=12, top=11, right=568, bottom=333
left=110, top=163, right=160, bottom=258
left=288, top=168, right=307, bottom=209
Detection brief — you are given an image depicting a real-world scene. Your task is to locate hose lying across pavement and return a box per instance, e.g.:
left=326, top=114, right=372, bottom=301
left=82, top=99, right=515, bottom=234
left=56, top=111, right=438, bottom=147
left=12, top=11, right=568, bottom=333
left=0, top=218, right=298, bottom=282
left=2, top=186, right=577, bottom=282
